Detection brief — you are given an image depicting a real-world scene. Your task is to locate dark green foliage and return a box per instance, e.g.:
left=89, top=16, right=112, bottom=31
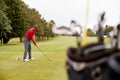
left=4, top=0, right=25, bottom=38
left=0, top=0, right=56, bottom=44
left=87, top=28, right=96, bottom=37
left=0, top=11, right=12, bottom=37
left=0, top=0, right=12, bottom=44
left=104, top=25, right=114, bottom=35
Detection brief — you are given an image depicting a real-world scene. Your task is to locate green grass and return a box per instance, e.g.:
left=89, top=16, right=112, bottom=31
left=0, top=36, right=107, bottom=80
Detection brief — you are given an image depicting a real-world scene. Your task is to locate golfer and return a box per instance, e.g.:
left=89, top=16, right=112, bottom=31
left=23, top=25, right=39, bottom=62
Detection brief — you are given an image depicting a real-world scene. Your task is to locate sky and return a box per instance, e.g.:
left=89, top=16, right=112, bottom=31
left=23, top=0, right=120, bottom=29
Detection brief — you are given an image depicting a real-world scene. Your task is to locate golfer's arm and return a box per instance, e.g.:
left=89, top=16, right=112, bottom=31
left=32, top=35, right=37, bottom=46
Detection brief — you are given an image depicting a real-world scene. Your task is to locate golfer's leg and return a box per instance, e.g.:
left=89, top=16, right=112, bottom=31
left=28, top=43, right=32, bottom=59
left=23, top=38, right=29, bottom=60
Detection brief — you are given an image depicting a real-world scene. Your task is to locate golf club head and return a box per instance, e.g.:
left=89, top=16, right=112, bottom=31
left=52, top=20, right=82, bottom=36
left=52, top=24, right=72, bottom=35
left=49, top=58, right=53, bottom=61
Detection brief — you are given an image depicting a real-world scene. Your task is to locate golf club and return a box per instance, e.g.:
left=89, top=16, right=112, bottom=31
left=36, top=46, right=53, bottom=61
left=115, top=23, right=120, bottom=49
left=97, top=12, right=105, bottom=44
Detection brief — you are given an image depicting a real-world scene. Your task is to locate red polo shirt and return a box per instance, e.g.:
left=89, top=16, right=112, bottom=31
left=25, top=28, right=35, bottom=40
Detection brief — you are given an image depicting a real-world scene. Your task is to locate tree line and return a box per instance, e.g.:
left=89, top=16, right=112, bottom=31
left=0, top=0, right=55, bottom=44
left=0, top=0, right=114, bottom=44
left=87, top=25, right=114, bottom=37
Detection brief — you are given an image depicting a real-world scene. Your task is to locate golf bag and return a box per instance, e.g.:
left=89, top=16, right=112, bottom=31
left=66, top=44, right=120, bottom=80
left=65, top=12, right=120, bottom=80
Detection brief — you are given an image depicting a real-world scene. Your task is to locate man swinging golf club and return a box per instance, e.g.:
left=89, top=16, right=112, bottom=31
left=23, top=25, right=39, bottom=62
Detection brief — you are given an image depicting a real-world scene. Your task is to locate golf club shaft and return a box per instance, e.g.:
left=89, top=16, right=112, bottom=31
left=36, top=46, right=51, bottom=61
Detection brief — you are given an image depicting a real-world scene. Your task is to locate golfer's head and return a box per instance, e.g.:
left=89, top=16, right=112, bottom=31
left=34, top=25, right=39, bottom=30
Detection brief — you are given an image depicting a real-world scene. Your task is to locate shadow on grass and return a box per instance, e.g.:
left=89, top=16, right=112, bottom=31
left=6, top=44, right=18, bottom=45
left=0, top=44, right=17, bottom=46
left=0, top=43, right=21, bottom=46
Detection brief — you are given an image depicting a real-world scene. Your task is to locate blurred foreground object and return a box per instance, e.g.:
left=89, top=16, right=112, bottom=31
left=66, top=12, right=120, bottom=80
left=52, top=20, right=82, bottom=36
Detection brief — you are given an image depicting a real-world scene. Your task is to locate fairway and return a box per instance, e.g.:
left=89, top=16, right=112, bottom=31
left=0, top=36, right=98, bottom=80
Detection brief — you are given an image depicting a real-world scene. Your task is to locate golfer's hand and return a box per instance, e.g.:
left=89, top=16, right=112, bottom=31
left=32, top=35, right=37, bottom=46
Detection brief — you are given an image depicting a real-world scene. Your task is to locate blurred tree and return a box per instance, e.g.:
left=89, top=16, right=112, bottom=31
left=0, top=0, right=12, bottom=44
left=40, top=18, right=48, bottom=40
left=104, top=25, right=114, bottom=35
left=47, top=20, right=55, bottom=37
left=4, top=0, right=25, bottom=43
left=87, top=28, right=96, bottom=37
left=0, top=0, right=56, bottom=43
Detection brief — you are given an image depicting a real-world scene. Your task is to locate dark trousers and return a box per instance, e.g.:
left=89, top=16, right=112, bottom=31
left=23, top=38, right=31, bottom=60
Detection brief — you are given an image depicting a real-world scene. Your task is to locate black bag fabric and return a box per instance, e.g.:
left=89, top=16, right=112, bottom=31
left=66, top=43, right=120, bottom=80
